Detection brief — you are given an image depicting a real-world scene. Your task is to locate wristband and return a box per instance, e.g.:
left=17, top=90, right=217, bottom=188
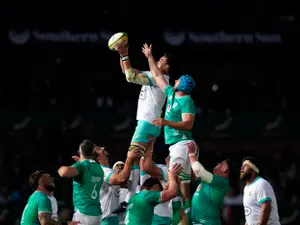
left=121, top=55, right=129, bottom=61
left=189, top=153, right=196, bottom=157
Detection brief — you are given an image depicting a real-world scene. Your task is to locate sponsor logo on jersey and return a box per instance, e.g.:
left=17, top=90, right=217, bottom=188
left=91, top=176, right=102, bottom=183
left=244, top=206, right=251, bottom=216
left=114, top=187, right=120, bottom=197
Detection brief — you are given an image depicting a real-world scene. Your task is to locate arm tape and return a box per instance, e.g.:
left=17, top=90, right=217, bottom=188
left=191, top=161, right=213, bottom=183
left=125, top=68, right=136, bottom=82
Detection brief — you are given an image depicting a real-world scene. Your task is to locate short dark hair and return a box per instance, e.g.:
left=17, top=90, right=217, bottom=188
left=79, top=140, right=95, bottom=158
left=141, top=177, right=163, bottom=191
left=242, top=156, right=259, bottom=168
left=29, top=170, right=48, bottom=190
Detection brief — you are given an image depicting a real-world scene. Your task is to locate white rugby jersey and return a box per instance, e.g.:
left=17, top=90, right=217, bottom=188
left=48, top=195, right=58, bottom=221
left=243, top=177, right=280, bottom=225
left=100, top=165, right=120, bottom=219
left=136, top=71, right=169, bottom=123
left=140, top=163, right=172, bottom=218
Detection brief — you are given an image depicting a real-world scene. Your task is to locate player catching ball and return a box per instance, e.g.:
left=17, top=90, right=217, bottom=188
left=142, top=43, right=197, bottom=225
left=113, top=41, right=173, bottom=213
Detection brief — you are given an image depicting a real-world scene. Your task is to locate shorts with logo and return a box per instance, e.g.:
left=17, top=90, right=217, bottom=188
left=131, top=120, right=161, bottom=143
left=101, top=216, right=119, bottom=225
left=169, top=140, right=197, bottom=183
left=73, top=210, right=102, bottom=225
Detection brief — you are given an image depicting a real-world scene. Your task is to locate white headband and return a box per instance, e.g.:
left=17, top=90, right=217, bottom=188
left=113, top=161, right=125, bottom=170
left=243, top=160, right=259, bottom=173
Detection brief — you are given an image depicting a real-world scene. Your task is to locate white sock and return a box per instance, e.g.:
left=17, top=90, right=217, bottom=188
left=125, top=166, right=140, bottom=203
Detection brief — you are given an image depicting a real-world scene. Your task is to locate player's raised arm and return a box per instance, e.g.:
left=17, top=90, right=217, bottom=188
left=142, top=137, right=165, bottom=181
left=116, top=41, right=150, bottom=86
left=160, top=164, right=182, bottom=202
left=187, top=142, right=213, bottom=183
left=57, top=166, right=79, bottom=178
left=142, top=43, right=168, bottom=91
left=107, top=149, right=141, bottom=185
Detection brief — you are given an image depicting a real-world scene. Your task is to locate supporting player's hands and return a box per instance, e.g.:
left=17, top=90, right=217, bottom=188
left=152, top=118, right=168, bottom=126
left=187, top=142, right=197, bottom=155
left=68, top=221, right=80, bottom=225
left=127, top=148, right=142, bottom=162
left=142, top=43, right=153, bottom=58
left=169, top=163, right=183, bottom=177
left=115, top=40, right=128, bottom=57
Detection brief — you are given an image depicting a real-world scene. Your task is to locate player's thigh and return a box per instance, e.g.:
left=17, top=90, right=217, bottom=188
left=131, top=120, right=161, bottom=143
left=169, top=141, right=194, bottom=181
left=73, top=211, right=101, bottom=225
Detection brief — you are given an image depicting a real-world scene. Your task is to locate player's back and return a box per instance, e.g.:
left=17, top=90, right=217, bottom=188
left=72, top=159, right=104, bottom=216
left=136, top=71, right=169, bottom=123
left=192, top=175, right=229, bottom=225
left=21, top=191, right=51, bottom=225
left=125, top=190, right=161, bottom=225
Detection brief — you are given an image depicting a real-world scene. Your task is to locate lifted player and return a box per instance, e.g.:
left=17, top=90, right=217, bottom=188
left=142, top=43, right=196, bottom=225
left=114, top=41, right=172, bottom=213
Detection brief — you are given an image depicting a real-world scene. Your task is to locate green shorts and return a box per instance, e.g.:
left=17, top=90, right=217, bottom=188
left=101, top=216, right=119, bottom=225
left=131, top=120, right=161, bottom=143
left=152, top=214, right=171, bottom=225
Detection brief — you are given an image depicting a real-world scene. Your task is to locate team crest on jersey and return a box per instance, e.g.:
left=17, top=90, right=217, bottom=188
left=167, top=104, right=171, bottom=112
left=172, top=102, right=178, bottom=108
left=197, top=184, right=202, bottom=191
left=248, top=191, right=252, bottom=196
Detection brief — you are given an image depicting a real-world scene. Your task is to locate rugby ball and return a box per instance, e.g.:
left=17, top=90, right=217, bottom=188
left=108, top=32, right=128, bottom=51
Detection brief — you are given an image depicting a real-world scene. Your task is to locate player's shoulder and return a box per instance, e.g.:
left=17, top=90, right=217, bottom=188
left=32, top=191, right=49, bottom=202
left=256, top=177, right=272, bottom=188
left=101, top=165, right=113, bottom=172
left=155, top=163, right=168, bottom=169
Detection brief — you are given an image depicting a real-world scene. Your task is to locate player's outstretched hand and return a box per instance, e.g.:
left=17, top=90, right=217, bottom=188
left=72, top=155, right=80, bottom=162
left=142, top=43, right=152, bottom=58
left=152, top=118, right=167, bottom=126
left=127, top=148, right=142, bottom=161
left=68, top=221, right=80, bottom=225
left=169, top=163, right=183, bottom=177
left=115, top=40, right=128, bottom=57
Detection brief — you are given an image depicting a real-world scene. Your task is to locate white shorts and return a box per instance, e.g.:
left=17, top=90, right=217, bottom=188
left=73, top=210, right=102, bottom=225
left=169, top=140, right=197, bottom=183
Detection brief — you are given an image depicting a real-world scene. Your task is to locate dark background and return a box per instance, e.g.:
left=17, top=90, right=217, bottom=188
left=1, top=1, right=299, bottom=224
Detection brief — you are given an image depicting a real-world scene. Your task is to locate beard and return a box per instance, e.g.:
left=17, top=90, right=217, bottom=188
left=240, top=171, right=252, bottom=181
left=45, top=184, right=56, bottom=192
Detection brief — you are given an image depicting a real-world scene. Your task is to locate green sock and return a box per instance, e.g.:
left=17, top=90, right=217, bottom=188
left=172, top=200, right=182, bottom=225
left=183, top=199, right=192, bottom=225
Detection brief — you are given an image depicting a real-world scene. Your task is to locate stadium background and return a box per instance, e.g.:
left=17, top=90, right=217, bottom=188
left=1, top=1, right=299, bottom=224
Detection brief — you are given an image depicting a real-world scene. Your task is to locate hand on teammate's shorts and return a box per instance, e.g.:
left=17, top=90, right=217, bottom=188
left=169, top=163, right=183, bottom=177
left=127, top=148, right=142, bottom=161
left=115, top=40, right=128, bottom=56
left=187, top=142, right=198, bottom=156
left=142, top=43, right=152, bottom=58
left=68, top=221, right=80, bottom=225
left=152, top=118, right=167, bottom=126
